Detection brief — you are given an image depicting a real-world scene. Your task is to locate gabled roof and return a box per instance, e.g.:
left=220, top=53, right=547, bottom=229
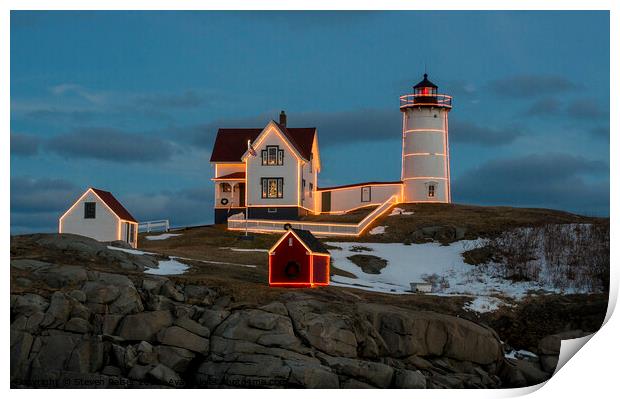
left=90, top=188, right=138, bottom=223
left=290, top=228, right=330, bottom=255
left=210, top=124, right=317, bottom=163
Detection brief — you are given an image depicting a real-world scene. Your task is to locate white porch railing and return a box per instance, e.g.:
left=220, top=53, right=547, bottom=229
left=138, top=219, right=170, bottom=233
left=228, top=195, right=398, bottom=236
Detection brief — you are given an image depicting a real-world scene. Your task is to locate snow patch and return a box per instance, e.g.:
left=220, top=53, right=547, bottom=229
left=107, top=246, right=155, bottom=256
left=219, top=247, right=269, bottom=253
left=464, top=296, right=507, bottom=313
left=505, top=349, right=538, bottom=360
left=389, top=207, right=414, bottom=216
left=327, top=240, right=576, bottom=306
left=176, top=256, right=257, bottom=268
left=145, top=233, right=182, bottom=241
left=369, top=226, right=387, bottom=235
left=145, top=258, right=190, bottom=275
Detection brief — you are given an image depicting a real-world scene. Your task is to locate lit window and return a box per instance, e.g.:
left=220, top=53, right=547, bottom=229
left=261, top=178, right=283, bottom=199
left=84, top=202, right=96, bottom=219
left=220, top=183, right=232, bottom=193
left=428, top=184, right=435, bottom=198
left=262, top=146, right=284, bottom=166
left=268, top=147, right=277, bottom=164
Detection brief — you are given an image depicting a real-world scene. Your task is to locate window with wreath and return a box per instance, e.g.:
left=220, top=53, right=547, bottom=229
left=261, top=178, right=284, bottom=198
left=261, top=145, right=284, bottom=166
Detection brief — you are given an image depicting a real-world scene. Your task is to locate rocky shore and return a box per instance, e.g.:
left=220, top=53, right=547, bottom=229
left=10, top=234, right=562, bottom=388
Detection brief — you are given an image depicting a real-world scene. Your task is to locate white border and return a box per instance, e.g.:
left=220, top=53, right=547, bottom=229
left=4, top=2, right=617, bottom=398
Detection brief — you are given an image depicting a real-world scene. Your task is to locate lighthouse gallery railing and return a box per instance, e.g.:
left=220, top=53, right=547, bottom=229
left=399, top=93, right=452, bottom=109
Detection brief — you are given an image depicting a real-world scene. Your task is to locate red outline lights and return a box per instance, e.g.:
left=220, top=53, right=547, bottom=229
left=268, top=229, right=330, bottom=288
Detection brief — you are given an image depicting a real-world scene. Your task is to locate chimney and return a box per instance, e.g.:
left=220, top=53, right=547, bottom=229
left=279, top=110, right=287, bottom=127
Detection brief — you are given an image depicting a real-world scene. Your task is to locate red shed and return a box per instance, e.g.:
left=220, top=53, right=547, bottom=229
left=268, top=228, right=330, bottom=287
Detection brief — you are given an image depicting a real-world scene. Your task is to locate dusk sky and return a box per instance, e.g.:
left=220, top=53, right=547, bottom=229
left=10, top=11, right=610, bottom=233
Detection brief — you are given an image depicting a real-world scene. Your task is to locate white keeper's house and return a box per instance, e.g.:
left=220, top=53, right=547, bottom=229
left=210, top=74, right=452, bottom=233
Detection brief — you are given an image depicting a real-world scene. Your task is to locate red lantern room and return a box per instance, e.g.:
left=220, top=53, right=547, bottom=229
left=413, top=73, right=439, bottom=104
left=268, top=228, right=330, bottom=287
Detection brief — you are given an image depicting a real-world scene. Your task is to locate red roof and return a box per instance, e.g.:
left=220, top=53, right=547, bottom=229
left=210, top=129, right=262, bottom=163
left=209, top=124, right=316, bottom=162
left=214, top=172, right=246, bottom=180
left=317, top=181, right=403, bottom=191
left=91, top=188, right=138, bottom=223
left=280, top=126, right=316, bottom=161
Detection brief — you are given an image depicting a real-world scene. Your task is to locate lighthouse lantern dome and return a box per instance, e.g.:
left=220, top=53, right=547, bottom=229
left=413, top=73, right=438, bottom=96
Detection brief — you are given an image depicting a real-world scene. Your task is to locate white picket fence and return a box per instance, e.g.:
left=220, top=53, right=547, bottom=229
left=227, top=195, right=398, bottom=236
left=138, top=219, right=170, bottom=233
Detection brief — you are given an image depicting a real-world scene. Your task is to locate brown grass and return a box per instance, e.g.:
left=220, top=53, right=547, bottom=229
left=342, top=203, right=605, bottom=243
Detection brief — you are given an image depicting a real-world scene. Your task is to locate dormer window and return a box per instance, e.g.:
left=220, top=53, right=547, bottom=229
left=220, top=183, right=232, bottom=193
left=262, top=145, right=284, bottom=166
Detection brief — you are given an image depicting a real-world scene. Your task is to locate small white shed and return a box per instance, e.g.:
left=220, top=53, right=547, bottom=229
left=410, top=282, right=433, bottom=294
left=59, top=187, right=139, bottom=248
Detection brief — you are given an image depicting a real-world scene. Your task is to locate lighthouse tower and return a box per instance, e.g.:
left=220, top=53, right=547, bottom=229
left=400, top=74, right=452, bottom=203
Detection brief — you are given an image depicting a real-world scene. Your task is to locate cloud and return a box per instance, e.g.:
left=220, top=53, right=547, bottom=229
left=10, top=176, right=83, bottom=233
left=520, top=97, right=608, bottom=122
left=135, top=90, right=205, bottom=109
left=46, top=128, right=176, bottom=163
left=590, top=126, right=609, bottom=139
left=11, top=132, right=42, bottom=156
left=188, top=108, right=403, bottom=150
left=123, top=186, right=214, bottom=228
left=16, top=87, right=210, bottom=127
left=488, top=75, right=577, bottom=98
left=444, top=80, right=477, bottom=97
left=453, top=153, right=609, bottom=215
left=565, top=99, right=608, bottom=120
left=10, top=176, right=215, bottom=233
left=523, top=97, right=563, bottom=116
left=24, top=108, right=99, bottom=124
left=11, top=176, right=79, bottom=214
left=187, top=109, right=528, bottom=153
left=450, top=120, right=525, bottom=146
left=236, top=11, right=379, bottom=30
left=50, top=83, right=107, bottom=104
